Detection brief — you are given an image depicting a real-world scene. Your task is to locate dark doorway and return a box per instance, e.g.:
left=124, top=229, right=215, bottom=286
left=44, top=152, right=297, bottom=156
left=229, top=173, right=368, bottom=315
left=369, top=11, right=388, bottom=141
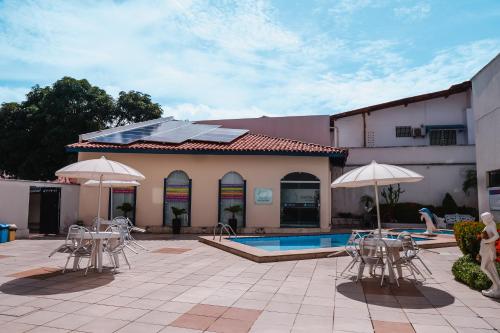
left=29, top=187, right=61, bottom=234
left=280, top=172, right=320, bottom=228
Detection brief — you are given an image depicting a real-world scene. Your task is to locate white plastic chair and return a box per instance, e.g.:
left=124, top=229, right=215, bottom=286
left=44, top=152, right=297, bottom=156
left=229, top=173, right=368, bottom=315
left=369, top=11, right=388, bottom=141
left=338, top=231, right=362, bottom=276
left=112, top=216, right=146, bottom=251
left=104, top=225, right=131, bottom=272
left=396, top=232, right=432, bottom=278
left=49, top=225, right=94, bottom=276
left=357, top=235, right=389, bottom=286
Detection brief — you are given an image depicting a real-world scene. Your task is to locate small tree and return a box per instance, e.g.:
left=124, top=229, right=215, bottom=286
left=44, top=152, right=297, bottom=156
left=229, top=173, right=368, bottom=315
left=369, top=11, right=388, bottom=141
left=462, top=169, right=477, bottom=196
left=171, top=207, right=187, bottom=220
left=381, top=184, right=405, bottom=221
left=116, top=202, right=133, bottom=218
left=224, top=205, right=242, bottom=219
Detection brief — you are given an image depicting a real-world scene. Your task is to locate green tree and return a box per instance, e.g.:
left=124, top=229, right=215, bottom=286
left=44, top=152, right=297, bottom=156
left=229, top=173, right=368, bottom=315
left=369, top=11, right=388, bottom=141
left=0, top=77, right=162, bottom=180
left=114, top=91, right=163, bottom=126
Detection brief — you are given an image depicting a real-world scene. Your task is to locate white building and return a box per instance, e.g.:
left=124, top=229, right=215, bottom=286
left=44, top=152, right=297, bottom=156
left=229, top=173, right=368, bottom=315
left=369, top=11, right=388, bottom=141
left=329, top=81, right=478, bottom=216
left=471, top=53, right=500, bottom=220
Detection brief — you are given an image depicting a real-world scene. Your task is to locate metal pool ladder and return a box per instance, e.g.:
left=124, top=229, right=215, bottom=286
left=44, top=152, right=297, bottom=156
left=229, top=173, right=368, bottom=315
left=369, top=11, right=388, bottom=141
left=213, top=222, right=237, bottom=242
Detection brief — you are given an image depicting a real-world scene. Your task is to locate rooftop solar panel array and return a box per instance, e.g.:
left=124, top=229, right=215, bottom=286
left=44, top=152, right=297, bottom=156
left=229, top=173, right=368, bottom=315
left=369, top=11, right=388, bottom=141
left=87, top=118, right=248, bottom=145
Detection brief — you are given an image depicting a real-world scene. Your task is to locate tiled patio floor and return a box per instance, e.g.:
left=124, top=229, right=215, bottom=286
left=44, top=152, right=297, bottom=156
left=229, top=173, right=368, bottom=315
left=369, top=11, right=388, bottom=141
left=0, top=237, right=499, bottom=332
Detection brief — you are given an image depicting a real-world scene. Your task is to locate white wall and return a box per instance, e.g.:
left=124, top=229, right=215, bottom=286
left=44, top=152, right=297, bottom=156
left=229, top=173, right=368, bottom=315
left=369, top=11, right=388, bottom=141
left=0, top=180, right=80, bottom=237
left=333, top=164, right=477, bottom=216
left=334, top=91, right=470, bottom=148
left=472, top=54, right=500, bottom=219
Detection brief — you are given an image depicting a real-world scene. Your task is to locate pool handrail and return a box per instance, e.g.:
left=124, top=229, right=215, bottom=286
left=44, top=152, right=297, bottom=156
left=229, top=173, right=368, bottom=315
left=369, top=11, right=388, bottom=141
left=213, top=222, right=237, bottom=242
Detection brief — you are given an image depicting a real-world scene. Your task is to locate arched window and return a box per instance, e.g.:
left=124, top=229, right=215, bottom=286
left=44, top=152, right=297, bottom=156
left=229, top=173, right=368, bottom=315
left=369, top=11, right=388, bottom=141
left=218, top=172, right=246, bottom=229
left=164, top=170, right=191, bottom=227
left=280, top=172, right=320, bottom=228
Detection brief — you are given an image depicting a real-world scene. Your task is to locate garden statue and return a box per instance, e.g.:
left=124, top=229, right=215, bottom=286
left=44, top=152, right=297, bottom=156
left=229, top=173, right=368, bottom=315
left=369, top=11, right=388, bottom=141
left=419, top=208, right=437, bottom=235
left=479, top=212, right=500, bottom=298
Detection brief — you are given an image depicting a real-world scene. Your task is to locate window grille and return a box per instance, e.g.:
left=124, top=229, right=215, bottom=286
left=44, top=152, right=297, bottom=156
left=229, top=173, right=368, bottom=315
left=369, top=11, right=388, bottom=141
left=395, top=126, right=412, bottom=137
left=429, top=129, right=456, bottom=146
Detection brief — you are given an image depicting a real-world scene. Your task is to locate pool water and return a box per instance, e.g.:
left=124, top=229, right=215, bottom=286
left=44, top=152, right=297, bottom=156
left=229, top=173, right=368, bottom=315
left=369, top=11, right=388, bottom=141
left=390, top=228, right=454, bottom=235
left=229, top=233, right=428, bottom=252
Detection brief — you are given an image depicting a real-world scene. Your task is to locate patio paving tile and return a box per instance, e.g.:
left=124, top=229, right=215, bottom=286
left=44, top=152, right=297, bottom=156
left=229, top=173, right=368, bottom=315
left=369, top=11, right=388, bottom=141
left=443, top=314, right=493, bottom=329
left=170, top=313, right=218, bottom=331
left=153, top=248, right=192, bottom=254
left=46, top=300, right=90, bottom=313
left=265, top=301, right=301, bottom=314
left=207, top=317, right=253, bottom=333
left=0, top=321, right=35, bottom=333
left=28, top=326, right=70, bottom=333
left=115, top=321, right=165, bottom=333
left=333, top=317, right=374, bottom=333
left=232, top=298, right=268, bottom=310
left=44, top=313, right=95, bottom=330
left=371, top=320, right=415, bottom=333
left=221, top=307, right=261, bottom=322
left=136, top=310, right=181, bottom=325
left=412, top=324, right=456, bottom=333
left=186, top=304, right=228, bottom=317
left=105, top=307, right=149, bottom=321
left=77, top=317, right=129, bottom=333
left=156, top=301, right=195, bottom=314
left=0, top=305, right=37, bottom=317
left=78, top=304, right=120, bottom=317
left=14, top=309, right=65, bottom=325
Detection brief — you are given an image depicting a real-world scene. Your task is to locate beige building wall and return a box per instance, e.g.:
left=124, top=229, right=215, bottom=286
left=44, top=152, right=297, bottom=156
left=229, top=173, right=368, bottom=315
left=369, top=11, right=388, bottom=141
left=77, top=152, right=332, bottom=232
left=472, top=54, right=500, bottom=219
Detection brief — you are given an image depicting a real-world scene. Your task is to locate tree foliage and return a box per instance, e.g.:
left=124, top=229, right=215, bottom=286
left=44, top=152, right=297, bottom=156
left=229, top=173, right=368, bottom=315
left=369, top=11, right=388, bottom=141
left=0, top=77, right=163, bottom=180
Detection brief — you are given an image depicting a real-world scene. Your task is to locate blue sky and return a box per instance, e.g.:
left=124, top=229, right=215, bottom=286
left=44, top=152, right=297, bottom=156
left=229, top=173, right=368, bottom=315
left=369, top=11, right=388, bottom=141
left=0, top=0, right=499, bottom=120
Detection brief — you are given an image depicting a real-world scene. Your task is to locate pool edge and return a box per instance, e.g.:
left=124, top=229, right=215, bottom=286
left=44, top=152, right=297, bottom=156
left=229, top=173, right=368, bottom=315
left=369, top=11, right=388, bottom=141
left=198, top=235, right=457, bottom=263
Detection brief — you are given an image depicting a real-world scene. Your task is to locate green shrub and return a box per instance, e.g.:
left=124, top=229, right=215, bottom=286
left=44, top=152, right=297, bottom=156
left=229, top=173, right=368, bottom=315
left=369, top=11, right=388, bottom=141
left=453, top=221, right=484, bottom=259
left=452, top=254, right=500, bottom=291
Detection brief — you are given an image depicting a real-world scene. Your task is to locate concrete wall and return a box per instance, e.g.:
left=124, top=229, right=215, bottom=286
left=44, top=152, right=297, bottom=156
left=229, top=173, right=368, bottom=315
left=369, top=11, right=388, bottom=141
left=77, top=152, right=332, bottom=232
left=197, top=115, right=332, bottom=146
left=0, top=179, right=80, bottom=237
left=472, top=54, right=500, bottom=219
left=334, top=91, right=471, bottom=148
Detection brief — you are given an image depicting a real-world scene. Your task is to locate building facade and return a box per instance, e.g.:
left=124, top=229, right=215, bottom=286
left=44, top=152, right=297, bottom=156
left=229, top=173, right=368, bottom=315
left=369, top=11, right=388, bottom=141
left=330, top=82, right=478, bottom=215
left=70, top=126, right=347, bottom=233
left=471, top=53, right=500, bottom=220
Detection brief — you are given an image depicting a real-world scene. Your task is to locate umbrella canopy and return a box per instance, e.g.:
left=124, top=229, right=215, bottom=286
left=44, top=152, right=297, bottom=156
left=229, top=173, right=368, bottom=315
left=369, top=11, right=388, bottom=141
left=56, top=156, right=145, bottom=231
left=331, top=160, right=423, bottom=236
left=56, top=156, right=145, bottom=181
left=83, top=180, right=141, bottom=187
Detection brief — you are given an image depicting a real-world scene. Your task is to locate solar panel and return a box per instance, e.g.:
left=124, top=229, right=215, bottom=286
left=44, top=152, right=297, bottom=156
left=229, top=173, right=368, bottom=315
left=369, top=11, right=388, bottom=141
left=192, top=128, right=249, bottom=143
left=85, top=118, right=249, bottom=145
left=145, top=123, right=220, bottom=143
left=89, top=120, right=189, bottom=144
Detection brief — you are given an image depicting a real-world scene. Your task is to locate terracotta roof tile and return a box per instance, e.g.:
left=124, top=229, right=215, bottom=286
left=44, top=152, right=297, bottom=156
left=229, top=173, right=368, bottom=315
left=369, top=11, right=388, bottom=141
left=68, top=133, right=348, bottom=158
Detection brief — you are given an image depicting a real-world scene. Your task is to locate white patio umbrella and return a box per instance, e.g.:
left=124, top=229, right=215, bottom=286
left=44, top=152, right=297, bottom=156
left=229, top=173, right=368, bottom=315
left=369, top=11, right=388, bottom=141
left=331, top=160, right=423, bottom=237
left=84, top=180, right=141, bottom=220
left=56, top=156, right=145, bottom=231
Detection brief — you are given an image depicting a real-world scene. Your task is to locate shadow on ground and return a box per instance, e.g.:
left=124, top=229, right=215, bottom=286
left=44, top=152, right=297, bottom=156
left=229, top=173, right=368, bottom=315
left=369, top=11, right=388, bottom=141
left=336, top=278, right=456, bottom=308
left=0, top=268, right=115, bottom=296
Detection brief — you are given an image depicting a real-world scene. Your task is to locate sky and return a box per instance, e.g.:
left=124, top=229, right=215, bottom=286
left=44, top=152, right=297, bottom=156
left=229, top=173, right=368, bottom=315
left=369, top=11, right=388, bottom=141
left=0, top=0, right=499, bottom=120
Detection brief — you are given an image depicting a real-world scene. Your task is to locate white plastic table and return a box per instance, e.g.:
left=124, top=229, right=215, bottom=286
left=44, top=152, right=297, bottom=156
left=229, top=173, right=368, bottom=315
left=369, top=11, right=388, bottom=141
left=357, top=237, right=403, bottom=284
left=82, top=231, right=120, bottom=273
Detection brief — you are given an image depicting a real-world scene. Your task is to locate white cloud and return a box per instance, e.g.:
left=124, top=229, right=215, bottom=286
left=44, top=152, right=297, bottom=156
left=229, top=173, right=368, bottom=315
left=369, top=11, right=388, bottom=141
left=394, top=3, right=431, bottom=21
left=0, top=0, right=498, bottom=121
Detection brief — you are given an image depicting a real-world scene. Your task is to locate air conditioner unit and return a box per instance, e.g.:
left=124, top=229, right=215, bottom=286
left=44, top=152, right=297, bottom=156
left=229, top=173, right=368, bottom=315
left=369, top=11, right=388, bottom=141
left=412, top=127, right=425, bottom=138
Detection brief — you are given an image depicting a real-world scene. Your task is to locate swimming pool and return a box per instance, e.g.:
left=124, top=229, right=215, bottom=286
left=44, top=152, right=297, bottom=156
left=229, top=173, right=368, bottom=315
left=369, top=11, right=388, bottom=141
left=229, top=233, right=429, bottom=252
left=390, top=228, right=454, bottom=235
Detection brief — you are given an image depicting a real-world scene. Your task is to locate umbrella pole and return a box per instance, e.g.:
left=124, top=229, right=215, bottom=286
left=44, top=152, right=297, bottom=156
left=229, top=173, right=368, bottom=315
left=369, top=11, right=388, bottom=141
left=374, top=182, right=382, bottom=237
left=97, top=174, right=103, bottom=233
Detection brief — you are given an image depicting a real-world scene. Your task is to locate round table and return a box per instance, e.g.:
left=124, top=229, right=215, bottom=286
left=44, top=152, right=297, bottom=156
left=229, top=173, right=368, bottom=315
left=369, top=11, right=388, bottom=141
left=79, top=231, right=120, bottom=273
left=357, top=237, right=403, bottom=284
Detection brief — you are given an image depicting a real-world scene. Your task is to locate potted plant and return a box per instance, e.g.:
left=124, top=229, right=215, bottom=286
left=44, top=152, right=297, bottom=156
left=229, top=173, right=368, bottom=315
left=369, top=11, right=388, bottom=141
left=116, top=202, right=133, bottom=218
left=224, top=205, right=242, bottom=232
left=171, top=207, right=187, bottom=234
